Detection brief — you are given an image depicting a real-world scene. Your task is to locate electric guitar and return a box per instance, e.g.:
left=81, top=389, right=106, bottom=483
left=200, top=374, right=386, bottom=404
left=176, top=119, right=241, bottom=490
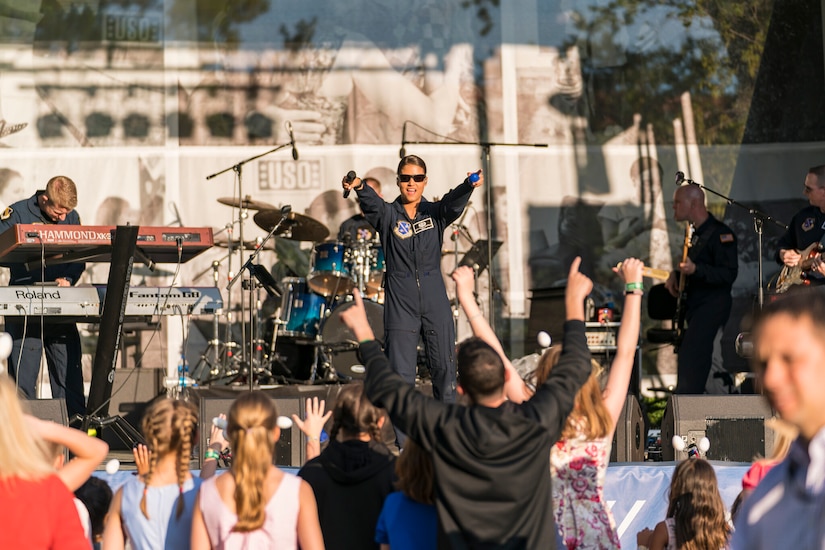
left=674, top=223, right=694, bottom=349
left=775, top=241, right=825, bottom=293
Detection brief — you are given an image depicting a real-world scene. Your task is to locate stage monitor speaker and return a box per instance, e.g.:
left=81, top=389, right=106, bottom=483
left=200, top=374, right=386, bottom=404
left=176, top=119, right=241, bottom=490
left=100, top=368, right=164, bottom=450
left=610, top=395, right=646, bottom=462
left=198, top=390, right=332, bottom=469
left=27, top=398, right=69, bottom=426
left=661, top=395, right=775, bottom=462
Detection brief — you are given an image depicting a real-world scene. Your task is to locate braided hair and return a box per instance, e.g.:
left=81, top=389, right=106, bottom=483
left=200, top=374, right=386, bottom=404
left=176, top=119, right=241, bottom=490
left=139, top=398, right=198, bottom=520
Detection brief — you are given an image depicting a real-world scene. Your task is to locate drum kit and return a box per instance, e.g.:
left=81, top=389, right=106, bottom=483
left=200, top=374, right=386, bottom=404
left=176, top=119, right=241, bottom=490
left=192, top=195, right=387, bottom=386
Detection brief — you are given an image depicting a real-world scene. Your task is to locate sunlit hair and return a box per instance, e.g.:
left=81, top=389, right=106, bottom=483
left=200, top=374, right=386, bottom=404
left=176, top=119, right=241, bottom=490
left=329, top=383, right=384, bottom=442
left=456, top=337, right=506, bottom=403
left=397, top=155, right=427, bottom=175
left=0, top=375, right=54, bottom=480
left=809, top=164, right=825, bottom=185
left=226, top=391, right=279, bottom=532
left=139, top=398, right=198, bottom=520
left=534, top=346, right=612, bottom=440
left=666, top=459, right=729, bottom=550
left=45, top=175, right=78, bottom=209
left=395, top=438, right=434, bottom=505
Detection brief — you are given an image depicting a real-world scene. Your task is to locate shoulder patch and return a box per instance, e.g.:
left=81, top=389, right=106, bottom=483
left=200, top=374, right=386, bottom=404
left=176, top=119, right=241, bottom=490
left=1, top=206, right=12, bottom=220
left=720, top=233, right=734, bottom=243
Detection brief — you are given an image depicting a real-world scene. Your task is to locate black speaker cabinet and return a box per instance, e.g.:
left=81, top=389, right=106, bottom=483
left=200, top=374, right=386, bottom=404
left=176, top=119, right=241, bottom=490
left=610, top=395, right=646, bottom=462
left=661, top=395, right=775, bottom=461
left=198, top=387, right=333, bottom=469
left=100, top=368, right=164, bottom=450
left=27, top=398, right=69, bottom=426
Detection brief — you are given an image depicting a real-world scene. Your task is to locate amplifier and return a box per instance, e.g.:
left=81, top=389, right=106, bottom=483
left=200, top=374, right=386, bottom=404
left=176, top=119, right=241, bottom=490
left=585, top=322, right=619, bottom=352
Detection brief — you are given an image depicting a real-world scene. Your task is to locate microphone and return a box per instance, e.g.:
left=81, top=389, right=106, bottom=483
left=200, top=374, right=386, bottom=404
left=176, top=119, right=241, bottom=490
left=399, top=121, right=407, bottom=159
left=675, top=171, right=685, bottom=186
left=286, top=121, right=298, bottom=161
left=280, top=204, right=292, bottom=215
left=343, top=170, right=357, bottom=199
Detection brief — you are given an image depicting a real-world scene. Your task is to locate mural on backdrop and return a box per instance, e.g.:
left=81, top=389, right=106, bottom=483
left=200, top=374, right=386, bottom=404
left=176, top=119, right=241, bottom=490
left=0, top=0, right=820, bottom=388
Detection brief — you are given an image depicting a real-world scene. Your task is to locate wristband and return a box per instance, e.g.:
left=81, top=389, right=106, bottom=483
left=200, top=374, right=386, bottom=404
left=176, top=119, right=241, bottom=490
left=624, top=289, right=644, bottom=296
left=625, top=282, right=644, bottom=291
left=204, top=449, right=220, bottom=461
left=358, top=338, right=374, bottom=344
left=308, top=435, right=320, bottom=442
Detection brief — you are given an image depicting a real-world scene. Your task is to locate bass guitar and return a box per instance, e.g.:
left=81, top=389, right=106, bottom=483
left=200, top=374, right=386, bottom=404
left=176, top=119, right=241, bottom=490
left=775, top=241, right=824, bottom=294
left=674, top=223, right=694, bottom=349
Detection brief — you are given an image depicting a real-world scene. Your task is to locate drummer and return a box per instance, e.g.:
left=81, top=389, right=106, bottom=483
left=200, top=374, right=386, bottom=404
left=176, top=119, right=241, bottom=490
left=337, top=169, right=388, bottom=243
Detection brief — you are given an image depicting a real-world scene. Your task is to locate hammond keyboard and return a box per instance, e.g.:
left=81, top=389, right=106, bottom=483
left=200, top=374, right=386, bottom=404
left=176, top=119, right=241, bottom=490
left=0, top=224, right=213, bottom=266
left=0, top=286, right=223, bottom=318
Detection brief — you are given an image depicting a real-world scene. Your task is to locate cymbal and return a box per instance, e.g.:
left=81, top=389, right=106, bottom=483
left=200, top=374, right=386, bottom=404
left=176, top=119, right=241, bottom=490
left=217, top=195, right=278, bottom=211
left=253, top=210, right=330, bottom=242
left=214, top=237, right=276, bottom=251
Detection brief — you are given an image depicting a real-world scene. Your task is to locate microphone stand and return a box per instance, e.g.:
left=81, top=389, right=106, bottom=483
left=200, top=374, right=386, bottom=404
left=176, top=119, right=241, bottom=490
left=401, top=134, right=547, bottom=328
left=206, top=142, right=291, bottom=380
left=227, top=205, right=292, bottom=392
left=679, top=175, right=787, bottom=309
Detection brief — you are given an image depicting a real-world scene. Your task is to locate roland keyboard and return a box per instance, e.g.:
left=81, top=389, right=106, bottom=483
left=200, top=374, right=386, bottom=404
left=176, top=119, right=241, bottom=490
left=0, top=286, right=223, bottom=318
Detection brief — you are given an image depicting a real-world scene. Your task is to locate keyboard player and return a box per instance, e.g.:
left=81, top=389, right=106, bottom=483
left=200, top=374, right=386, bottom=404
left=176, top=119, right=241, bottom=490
left=0, top=176, right=86, bottom=419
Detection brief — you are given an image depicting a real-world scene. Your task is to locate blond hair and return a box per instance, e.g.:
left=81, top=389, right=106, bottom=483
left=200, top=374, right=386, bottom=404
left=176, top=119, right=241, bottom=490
left=0, top=376, right=54, bottom=480
left=535, top=347, right=613, bottom=440
left=139, top=398, right=198, bottom=520
left=226, top=391, right=279, bottom=532
left=45, top=175, right=78, bottom=210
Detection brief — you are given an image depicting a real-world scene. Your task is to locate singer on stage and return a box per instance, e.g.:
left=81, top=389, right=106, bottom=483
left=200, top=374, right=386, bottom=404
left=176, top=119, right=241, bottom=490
left=0, top=175, right=86, bottom=419
left=342, top=155, right=482, bottom=414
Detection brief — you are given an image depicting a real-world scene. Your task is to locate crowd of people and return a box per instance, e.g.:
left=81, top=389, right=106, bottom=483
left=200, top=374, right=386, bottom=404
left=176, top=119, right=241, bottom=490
left=4, top=252, right=823, bottom=549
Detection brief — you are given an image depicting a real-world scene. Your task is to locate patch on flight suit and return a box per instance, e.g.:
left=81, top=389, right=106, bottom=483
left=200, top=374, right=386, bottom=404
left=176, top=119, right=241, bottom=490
left=802, top=217, right=816, bottom=231
left=719, top=233, right=734, bottom=243
left=0, top=207, right=12, bottom=220
left=393, top=220, right=413, bottom=239
left=412, top=218, right=434, bottom=234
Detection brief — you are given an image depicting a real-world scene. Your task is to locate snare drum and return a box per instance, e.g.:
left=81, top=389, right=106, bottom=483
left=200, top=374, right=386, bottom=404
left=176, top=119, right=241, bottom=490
left=277, top=277, right=326, bottom=339
left=308, top=241, right=354, bottom=297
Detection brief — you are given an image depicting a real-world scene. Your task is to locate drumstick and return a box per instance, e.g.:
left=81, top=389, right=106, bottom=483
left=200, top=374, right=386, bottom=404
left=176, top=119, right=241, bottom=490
left=615, top=262, right=670, bottom=281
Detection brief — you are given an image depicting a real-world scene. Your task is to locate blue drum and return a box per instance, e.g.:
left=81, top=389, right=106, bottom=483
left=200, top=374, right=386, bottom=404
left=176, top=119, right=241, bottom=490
left=309, top=241, right=354, bottom=297
left=278, top=278, right=326, bottom=339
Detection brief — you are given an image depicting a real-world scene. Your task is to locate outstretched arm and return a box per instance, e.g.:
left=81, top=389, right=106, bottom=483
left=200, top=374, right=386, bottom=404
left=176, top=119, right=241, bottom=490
left=292, top=397, right=332, bottom=463
left=602, top=258, right=644, bottom=429
left=452, top=266, right=531, bottom=403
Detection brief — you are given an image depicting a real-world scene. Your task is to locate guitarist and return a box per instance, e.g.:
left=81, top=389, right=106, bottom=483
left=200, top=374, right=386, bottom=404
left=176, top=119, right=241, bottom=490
left=777, top=165, right=825, bottom=284
left=664, top=183, right=738, bottom=394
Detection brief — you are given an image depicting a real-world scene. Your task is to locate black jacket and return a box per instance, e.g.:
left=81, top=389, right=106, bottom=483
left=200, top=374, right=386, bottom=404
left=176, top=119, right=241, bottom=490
left=298, top=438, right=396, bottom=550
left=359, top=320, right=591, bottom=549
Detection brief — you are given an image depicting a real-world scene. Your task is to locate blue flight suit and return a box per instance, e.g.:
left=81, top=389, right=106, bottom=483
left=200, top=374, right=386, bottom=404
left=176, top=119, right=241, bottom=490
left=356, top=178, right=475, bottom=402
left=0, top=191, right=86, bottom=419
left=676, top=213, right=738, bottom=394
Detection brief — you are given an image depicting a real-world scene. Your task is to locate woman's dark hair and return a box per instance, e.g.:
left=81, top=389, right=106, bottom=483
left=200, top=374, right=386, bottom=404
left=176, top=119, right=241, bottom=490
left=397, top=155, right=426, bottom=175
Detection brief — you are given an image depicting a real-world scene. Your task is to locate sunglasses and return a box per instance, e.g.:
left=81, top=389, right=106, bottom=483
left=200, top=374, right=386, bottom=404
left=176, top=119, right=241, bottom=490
left=397, top=174, right=427, bottom=183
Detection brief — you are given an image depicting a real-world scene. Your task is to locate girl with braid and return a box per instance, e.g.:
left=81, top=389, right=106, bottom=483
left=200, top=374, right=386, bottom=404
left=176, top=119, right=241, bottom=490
left=103, top=398, right=202, bottom=550
left=298, top=383, right=396, bottom=550
left=191, top=391, right=323, bottom=549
